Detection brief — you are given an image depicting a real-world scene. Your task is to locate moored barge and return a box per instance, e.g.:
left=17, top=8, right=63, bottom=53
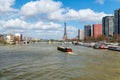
left=108, top=46, right=120, bottom=51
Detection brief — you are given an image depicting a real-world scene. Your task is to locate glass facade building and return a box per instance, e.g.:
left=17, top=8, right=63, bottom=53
left=84, top=25, right=91, bottom=37
left=114, top=9, right=120, bottom=34
left=102, top=16, right=114, bottom=36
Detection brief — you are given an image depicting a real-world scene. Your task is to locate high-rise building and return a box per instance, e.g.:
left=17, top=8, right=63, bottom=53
left=91, top=26, right=93, bottom=37
left=78, top=29, right=84, bottom=40
left=102, top=16, right=114, bottom=36
left=84, top=24, right=91, bottom=37
left=102, top=17, right=106, bottom=35
left=114, top=8, right=120, bottom=34
left=93, top=24, right=102, bottom=38
left=63, top=22, right=67, bottom=40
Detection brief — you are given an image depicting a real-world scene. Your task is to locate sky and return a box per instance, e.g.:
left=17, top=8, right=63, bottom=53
left=0, top=0, right=120, bottom=39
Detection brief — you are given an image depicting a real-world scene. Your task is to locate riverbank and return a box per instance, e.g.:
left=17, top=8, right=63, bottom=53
left=73, top=42, right=120, bottom=52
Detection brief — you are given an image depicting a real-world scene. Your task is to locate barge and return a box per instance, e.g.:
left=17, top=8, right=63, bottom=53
left=57, top=46, right=72, bottom=52
left=108, top=46, right=120, bottom=51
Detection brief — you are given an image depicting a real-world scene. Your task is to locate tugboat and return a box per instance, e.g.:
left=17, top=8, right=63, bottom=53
left=57, top=46, right=72, bottom=52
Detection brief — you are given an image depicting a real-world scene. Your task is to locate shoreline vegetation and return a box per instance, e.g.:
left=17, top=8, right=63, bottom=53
left=0, top=34, right=120, bottom=45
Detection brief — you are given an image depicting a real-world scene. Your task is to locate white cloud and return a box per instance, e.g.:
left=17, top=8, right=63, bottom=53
left=20, top=0, right=112, bottom=22
left=95, top=0, right=105, bottom=4
left=3, top=19, right=27, bottom=29
left=0, top=0, right=19, bottom=21
left=21, top=0, right=62, bottom=16
left=30, top=21, right=61, bottom=30
left=66, top=8, right=112, bottom=22
left=1, top=18, right=61, bottom=30
left=20, top=0, right=66, bottom=22
left=47, top=9, right=65, bottom=21
left=0, top=0, right=16, bottom=12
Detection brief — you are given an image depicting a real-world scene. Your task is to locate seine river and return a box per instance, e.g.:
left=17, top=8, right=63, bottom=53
left=0, top=42, right=120, bottom=80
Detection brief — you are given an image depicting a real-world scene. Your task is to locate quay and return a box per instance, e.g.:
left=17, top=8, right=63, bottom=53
left=73, top=42, right=120, bottom=52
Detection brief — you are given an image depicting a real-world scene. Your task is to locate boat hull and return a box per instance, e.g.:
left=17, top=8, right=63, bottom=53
left=108, top=46, right=120, bottom=51
left=57, top=46, right=72, bottom=52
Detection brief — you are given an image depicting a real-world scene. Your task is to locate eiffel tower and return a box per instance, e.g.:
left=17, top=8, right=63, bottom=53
left=63, top=22, right=67, bottom=40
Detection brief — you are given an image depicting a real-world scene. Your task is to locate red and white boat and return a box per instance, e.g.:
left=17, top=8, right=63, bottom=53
left=57, top=46, right=72, bottom=52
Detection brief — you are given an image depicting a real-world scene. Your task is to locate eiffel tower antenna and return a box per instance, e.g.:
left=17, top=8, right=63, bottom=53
left=63, top=21, right=67, bottom=40
left=62, top=8, right=69, bottom=41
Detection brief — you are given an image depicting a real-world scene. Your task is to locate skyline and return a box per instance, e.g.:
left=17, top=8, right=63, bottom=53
left=0, top=0, right=120, bottom=39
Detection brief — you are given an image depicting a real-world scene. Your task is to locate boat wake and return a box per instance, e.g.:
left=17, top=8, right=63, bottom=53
left=67, top=52, right=77, bottom=55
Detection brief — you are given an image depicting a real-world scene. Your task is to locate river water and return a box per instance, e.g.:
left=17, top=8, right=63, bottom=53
left=0, top=42, right=120, bottom=80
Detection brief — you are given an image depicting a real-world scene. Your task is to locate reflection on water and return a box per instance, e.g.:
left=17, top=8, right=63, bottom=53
left=0, top=43, right=120, bottom=80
